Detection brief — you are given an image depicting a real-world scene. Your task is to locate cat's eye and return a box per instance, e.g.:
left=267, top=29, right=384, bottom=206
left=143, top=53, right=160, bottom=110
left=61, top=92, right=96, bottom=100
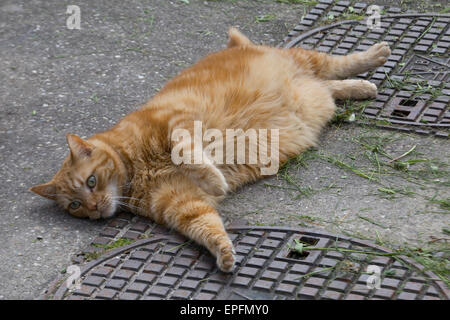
left=69, top=201, right=81, bottom=210
left=87, top=175, right=96, bottom=188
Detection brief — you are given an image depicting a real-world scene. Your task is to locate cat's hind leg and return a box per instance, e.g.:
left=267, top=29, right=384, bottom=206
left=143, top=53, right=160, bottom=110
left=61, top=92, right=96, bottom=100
left=287, top=42, right=390, bottom=80
left=290, top=79, right=337, bottom=140
left=325, top=79, right=378, bottom=100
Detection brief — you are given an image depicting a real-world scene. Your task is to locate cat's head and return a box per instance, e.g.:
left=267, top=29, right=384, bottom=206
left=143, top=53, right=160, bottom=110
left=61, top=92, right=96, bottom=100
left=30, top=134, right=126, bottom=220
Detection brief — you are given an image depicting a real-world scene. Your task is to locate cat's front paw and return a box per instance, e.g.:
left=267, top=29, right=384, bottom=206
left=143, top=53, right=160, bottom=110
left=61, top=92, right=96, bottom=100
left=196, top=175, right=228, bottom=197
left=216, top=243, right=236, bottom=273
left=208, top=179, right=229, bottom=197
left=204, top=159, right=229, bottom=197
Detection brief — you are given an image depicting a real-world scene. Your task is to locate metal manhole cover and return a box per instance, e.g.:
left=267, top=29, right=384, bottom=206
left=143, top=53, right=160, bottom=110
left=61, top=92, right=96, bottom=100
left=280, top=0, right=449, bottom=138
left=46, top=226, right=448, bottom=300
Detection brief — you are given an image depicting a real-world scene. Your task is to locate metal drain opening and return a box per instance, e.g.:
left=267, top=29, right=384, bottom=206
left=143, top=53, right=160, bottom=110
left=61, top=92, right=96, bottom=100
left=287, top=249, right=310, bottom=260
left=392, top=109, right=411, bottom=118
left=299, top=236, right=319, bottom=246
left=287, top=236, right=319, bottom=260
left=399, top=99, right=418, bottom=107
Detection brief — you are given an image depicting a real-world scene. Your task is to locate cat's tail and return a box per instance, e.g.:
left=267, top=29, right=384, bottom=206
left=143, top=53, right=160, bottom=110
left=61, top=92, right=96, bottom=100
left=227, top=27, right=253, bottom=48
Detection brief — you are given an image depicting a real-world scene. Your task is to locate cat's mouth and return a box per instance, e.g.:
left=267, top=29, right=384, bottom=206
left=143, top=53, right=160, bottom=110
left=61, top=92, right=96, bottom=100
left=87, top=197, right=118, bottom=220
left=88, top=209, right=115, bottom=220
left=100, top=189, right=120, bottom=218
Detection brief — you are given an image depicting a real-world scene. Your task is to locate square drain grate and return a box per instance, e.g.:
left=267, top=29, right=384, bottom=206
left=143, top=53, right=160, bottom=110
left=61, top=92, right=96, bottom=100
left=279, top=0, right=449, bottom=138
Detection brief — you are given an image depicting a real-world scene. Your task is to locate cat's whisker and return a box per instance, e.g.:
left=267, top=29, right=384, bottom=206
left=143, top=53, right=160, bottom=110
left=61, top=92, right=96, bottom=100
left=111, top=196, right=141, bottom=202
left=116, top=181, right=133, bottom=189
left=119, top=202, right=142, bottom=210
left=115, top=200, right=142, bottom=212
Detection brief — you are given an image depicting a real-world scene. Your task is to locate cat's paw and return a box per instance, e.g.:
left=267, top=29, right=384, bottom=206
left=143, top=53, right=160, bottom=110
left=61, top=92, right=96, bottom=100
left=358, top=80, right=378, bottom=99
left=216, top=243, right=235, bottom=273
left=208, top=170, right=229, bottom=197
left=366, top=42, right=391, bottom=67
left=201, top=158, right=229, bottom=196
left=208, top=182, right=229, bottom=197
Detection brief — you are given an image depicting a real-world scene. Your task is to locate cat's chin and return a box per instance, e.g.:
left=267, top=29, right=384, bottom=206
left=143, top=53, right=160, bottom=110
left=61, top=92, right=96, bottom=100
left=100, top=210, right=116, bottom=219
left=100, top=201, right=118, bottom=219
left=89, top=210, right=116, bottom=220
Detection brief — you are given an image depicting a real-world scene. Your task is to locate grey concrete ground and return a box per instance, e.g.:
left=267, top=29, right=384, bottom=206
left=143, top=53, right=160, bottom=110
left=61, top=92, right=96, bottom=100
left=0, top=0, right=448, bottom=299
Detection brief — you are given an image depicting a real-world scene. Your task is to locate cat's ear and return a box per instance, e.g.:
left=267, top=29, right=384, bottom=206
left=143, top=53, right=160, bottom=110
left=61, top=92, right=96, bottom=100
left=29, top=182, right=57, bottom=200
left=66, top=133, right=93, bottom=159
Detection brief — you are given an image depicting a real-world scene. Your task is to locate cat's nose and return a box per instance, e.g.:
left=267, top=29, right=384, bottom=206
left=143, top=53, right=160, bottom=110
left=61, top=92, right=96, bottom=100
left=87, top=201, right=97, bottom=211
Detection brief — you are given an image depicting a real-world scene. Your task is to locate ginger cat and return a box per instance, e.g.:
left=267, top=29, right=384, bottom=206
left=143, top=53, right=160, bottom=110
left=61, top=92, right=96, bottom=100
left=30, top=28, right=390, bottom=272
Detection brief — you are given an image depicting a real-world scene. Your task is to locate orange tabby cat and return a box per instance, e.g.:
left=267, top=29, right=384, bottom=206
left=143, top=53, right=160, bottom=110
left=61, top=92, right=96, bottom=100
left=30, top=28, right=390, bottom=272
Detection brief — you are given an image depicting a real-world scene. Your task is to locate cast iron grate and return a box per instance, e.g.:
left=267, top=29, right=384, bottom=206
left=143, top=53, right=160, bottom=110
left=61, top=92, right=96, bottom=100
left=45, top=225, right=449, bottom=300
left=279, top=0, right=449, bottom=138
